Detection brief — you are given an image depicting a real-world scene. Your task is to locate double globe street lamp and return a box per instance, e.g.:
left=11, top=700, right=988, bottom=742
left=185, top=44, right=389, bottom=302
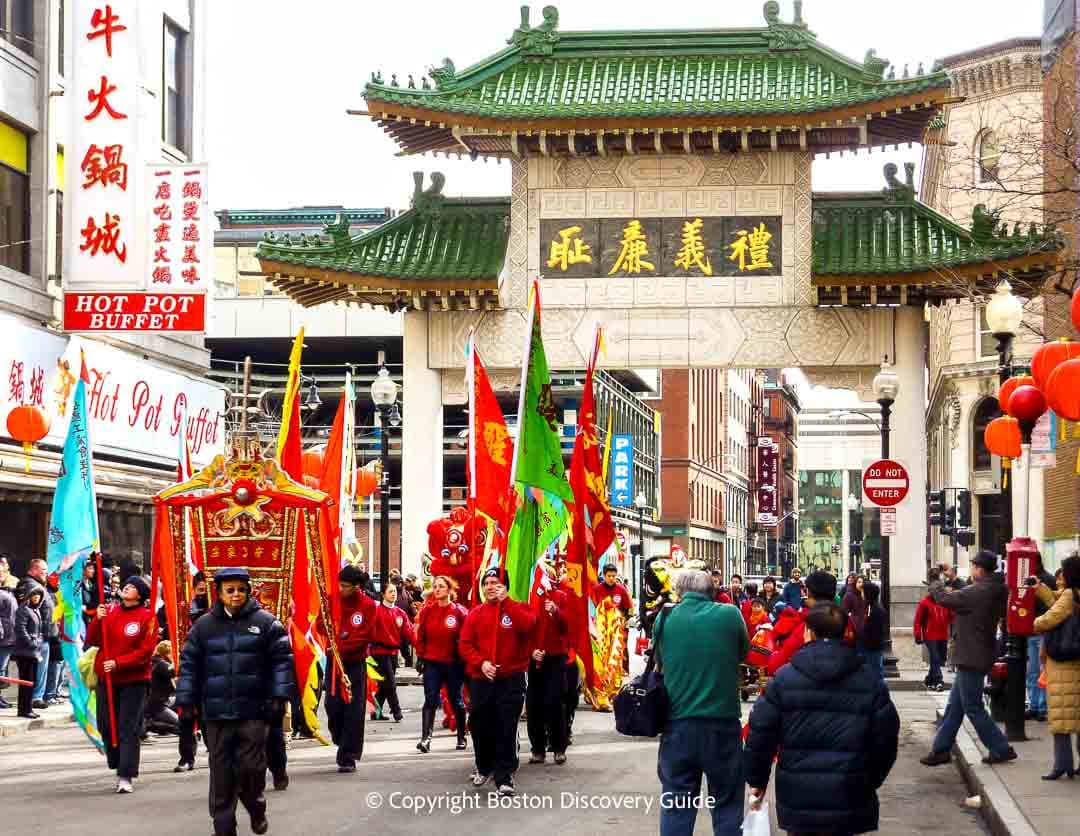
left=370, top=366, right=399, bottom=593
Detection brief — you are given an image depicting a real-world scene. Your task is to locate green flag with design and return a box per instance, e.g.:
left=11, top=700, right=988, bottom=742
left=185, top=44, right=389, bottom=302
left=504, top=282, right=572, bottom=601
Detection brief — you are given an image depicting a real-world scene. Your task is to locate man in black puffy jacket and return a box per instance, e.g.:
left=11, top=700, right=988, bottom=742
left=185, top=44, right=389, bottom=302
left=176, top=567, right=295, bottom=836
left=744, top=603, right=900, bottom=836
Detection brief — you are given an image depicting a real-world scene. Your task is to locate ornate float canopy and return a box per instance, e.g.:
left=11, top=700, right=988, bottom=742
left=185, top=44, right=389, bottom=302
left=361, top=3, right=954, bottom=158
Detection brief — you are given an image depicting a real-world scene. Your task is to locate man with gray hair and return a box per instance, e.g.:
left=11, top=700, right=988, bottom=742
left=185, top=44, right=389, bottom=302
left=653, top=569, right=749, bottom=836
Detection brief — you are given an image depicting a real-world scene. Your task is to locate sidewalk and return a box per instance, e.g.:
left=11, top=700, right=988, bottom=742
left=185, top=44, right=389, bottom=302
left=0, top=704, right=74, bottom=738
left=937, top=697, right=1070, bottom=836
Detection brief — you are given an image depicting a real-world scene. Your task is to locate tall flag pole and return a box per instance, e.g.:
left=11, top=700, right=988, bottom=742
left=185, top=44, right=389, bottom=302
left=276, top=328, right=328, bottom=742
left=566, top=326, right=616, bottom=690
left=504, top=280, right=573, bottom=603
left=47, top=349, right=104, bottom=750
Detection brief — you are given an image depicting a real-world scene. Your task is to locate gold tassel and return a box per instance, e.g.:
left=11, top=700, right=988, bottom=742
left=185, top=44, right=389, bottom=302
left=1061, top=416, right=1069, bottom=443
left=1076, top=447, right=1080, bottom=476
left=1074, top=420, right=1080, bottom=439
left=1003, top=457, right=1009, bottom=489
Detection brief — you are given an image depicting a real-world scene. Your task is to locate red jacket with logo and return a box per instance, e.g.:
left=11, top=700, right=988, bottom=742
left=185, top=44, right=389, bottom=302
left=913, top=595, right=954, bottom=642
left=764, top=608, right=856, bottom=676
left=336, top=590, right=377, bottom=664
left=458, top=598, right=538, bottom=679
left=84, top=602, right=157, bottom=685
left=369, top=601, right=416, bottom=656
left=415, top=601, right=468, bottom=664
left=591, top=581, right=632, bottom=614
left=532, top=588, right=570, bottom=656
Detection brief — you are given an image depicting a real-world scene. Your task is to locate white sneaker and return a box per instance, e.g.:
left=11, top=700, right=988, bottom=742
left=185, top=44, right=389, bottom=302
left=115, top=779, right=133, bottom=794
left=470, top=771, right=490, bottom=787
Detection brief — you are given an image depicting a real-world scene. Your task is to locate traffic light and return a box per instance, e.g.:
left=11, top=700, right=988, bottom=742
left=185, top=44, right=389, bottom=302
left=956, top=528, right=976, bottom=548
left=928, top=490, right=947, bottom=527
left=942, top=505, right=956, bottom=538
left=957, top=490, right=972, bottom=528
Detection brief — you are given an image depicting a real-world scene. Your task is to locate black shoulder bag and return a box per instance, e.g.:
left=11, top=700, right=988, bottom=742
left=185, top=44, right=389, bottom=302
left=614, top=609, right=670, bottom=737
left=1045, top=590, right=1080, bottom=662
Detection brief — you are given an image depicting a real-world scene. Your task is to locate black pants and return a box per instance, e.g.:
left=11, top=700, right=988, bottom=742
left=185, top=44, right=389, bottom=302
left=96, top=681, right=146, bottom=779
left=564, top=659, right=580, bottom=735
left=527, top=654, right=567, bottom=755
left=178, top=713, right=198, bottom=764
left=266, top=717, right=287, bottom=779
left=146, top=705, right=180, bottom=736
left=422, top=660, right=465, bottom=710
left=326, top=658, right=368, bottom=768
left=15, top=656, right=37, bottom=716
left=373, top=654, right=401, bottom=719
left=469, top=672, right=526, bottom=785
left=204, top=719, right=268, bottom=836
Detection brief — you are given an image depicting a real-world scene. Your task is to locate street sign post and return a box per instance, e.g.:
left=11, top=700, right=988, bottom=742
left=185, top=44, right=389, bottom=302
left=862, top=459, right=910, bottom=508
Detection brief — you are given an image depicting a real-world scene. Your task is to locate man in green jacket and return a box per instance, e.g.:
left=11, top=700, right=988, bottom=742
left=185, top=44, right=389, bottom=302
left=654, top=569, right=749, bottom=836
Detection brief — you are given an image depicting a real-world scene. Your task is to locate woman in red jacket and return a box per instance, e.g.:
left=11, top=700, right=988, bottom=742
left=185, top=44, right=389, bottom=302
left=914, top=583, right=954, bottom=691
left=369, top=583, right=415, bottom=723
left=85, top=575, right=157, bottom=794
left=415, top=576, right=469, bottom=753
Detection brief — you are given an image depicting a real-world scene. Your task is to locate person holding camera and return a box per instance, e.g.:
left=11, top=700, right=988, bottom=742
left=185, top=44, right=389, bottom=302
left=176, top=567, right=295, bottom=836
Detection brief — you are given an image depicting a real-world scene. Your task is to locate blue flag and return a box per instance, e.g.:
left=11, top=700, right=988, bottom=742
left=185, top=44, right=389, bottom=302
left=47, top=366, right=102, bottom=750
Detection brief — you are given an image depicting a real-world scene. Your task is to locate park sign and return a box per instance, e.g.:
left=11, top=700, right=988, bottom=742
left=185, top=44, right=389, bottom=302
left=63, top=1, right=209, bottom=333
left=610, top=434, right=634, bottom=507
left=862, top=459, right=910, bottom=508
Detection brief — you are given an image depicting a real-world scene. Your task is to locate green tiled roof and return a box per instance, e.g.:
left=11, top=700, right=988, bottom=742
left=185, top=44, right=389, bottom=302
left=255, top=174, right=509, bottom=308
left=365, top=6, right=949, bottom=123
left=812, top=165, right=1062, bottom=280
left=217, top=207, right=393, bottom=228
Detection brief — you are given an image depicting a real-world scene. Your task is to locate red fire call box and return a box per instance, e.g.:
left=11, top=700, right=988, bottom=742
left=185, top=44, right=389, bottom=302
left=1006, top=537, right=1039, bottom=636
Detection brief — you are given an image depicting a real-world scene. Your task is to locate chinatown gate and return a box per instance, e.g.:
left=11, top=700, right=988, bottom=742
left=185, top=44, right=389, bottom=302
left=255, top=4, right=1061, bottom=620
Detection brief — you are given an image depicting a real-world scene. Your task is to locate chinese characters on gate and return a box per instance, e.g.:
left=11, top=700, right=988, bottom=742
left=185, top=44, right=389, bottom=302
left=541, top=216, right=782, bottom=279
left=755, top=437, right=779, bottom=526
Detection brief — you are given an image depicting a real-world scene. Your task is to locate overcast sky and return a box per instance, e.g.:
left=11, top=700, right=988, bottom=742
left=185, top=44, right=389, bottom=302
left=205, top=0, right=1042, bottom=213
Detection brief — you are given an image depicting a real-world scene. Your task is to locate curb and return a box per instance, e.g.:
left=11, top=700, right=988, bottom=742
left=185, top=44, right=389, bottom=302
left=888, top=679, right=952, bottom=693
left=0, top=712, right=75, bottom=739
left=936, top=706, right=1037, bottom=836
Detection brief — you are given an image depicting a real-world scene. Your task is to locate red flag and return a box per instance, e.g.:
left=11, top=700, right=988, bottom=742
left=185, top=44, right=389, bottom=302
left=565, top=328, right=616, bottom=689
left=318, top=393, right=347, bottom=697
left=468, top=338, right=514, bottom=532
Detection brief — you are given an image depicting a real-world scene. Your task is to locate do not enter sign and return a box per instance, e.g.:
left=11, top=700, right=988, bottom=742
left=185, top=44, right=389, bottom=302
left=863, top=459, right=910, bottom=507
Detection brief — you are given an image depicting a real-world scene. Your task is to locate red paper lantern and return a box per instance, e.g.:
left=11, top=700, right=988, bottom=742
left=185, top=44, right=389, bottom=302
left=5, top=404, right=51, bottom=473
left=301, top=448, right=324, bottom=479
left=1072, top=287, right=1080, bottom=334
left=998, top=375, right=1036, bottom=416
left=1047, top=358, right=1080, bottom=421
left=352, top=465, right=378, bottom=498
left=1007, top=385, right=1048, bottom=424
left=1031, top=339, right=1080, bottom=391
left=984, top=416, right=1021, bottom=458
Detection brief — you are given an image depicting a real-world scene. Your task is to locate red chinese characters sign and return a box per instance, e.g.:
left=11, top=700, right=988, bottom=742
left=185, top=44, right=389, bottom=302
left=146, top=166, right=209, bottom=291
left=755, top=437, right=778, bottom=526
left=64, top=2, right=208, bottom=333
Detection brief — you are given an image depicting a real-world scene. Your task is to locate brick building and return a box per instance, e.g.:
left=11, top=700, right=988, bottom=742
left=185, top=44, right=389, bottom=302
left=762, top=370, right=800, bottom=575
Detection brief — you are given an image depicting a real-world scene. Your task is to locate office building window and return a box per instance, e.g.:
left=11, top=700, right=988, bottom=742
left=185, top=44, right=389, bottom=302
left=0, top=0, right=33, bottom=56
left=972, top=397, right=1001, bottom=472
left=976, top=306, right=1000, bottom=360
left=0, top=120, right=30, bottom=274
left=163, top=19, right=189, bottom=154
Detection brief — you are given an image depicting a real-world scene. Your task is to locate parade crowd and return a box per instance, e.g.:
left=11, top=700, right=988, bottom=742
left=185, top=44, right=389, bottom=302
left=5, top=548, right=1080, bottom=836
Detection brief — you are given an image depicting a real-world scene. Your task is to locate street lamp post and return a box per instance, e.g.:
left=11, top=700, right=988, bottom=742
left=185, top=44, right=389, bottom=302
left=634, top=491, right=648, bottom=625
left=872, top=358, right=900, bottom=679
left=370, top=366, right=399, bottom=593
left=846, top=493, right=862, bottom=576
left=987, top=279, right=1026, bottom=743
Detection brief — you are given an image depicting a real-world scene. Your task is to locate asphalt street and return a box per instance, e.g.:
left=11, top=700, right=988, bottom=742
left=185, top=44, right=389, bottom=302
left=0, top=681, right=987, bottom=836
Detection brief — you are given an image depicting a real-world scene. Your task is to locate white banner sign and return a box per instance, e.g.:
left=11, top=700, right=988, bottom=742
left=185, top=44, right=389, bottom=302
left=67, top=0, right=140, bottom=290
left=880, top=507, right=897, bottom=537
left=1, top=316, right=225, bottom=463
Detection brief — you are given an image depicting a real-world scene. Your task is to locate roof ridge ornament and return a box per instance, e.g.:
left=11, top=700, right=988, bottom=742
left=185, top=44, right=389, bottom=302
left=862, top=49, right=889, bottom=80
left=763, top=1, right=814, bottom=51
left=429, top=58, right=456, bottom=89
left=324, top=213, right=352, bottom=246
left=510, top=5, right=560, bottom=56
left=411, top=171, right=447, bottom=215
left=882, top=162, right=916, bottom=202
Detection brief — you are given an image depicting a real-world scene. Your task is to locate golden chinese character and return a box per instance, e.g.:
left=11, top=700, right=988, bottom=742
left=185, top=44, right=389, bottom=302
left=254, top=545, right=265, bottom=559
left=482, top=421, right=511, bottom=466
left=546, top=225, right=592, bottom=271
left=674, top=218, right=713, bottom=275
left=608, top=219, right=655, bottom=275
left=728, top=222, right=774, bottom=272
